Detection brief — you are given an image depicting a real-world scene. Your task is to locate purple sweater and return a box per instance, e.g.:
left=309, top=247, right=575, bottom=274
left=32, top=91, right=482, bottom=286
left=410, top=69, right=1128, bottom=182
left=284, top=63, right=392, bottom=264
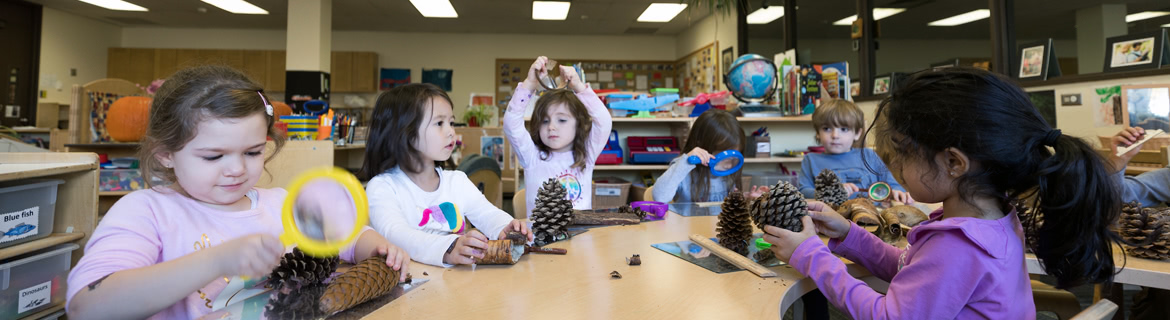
left=788, top=208, right=1035, bottom=319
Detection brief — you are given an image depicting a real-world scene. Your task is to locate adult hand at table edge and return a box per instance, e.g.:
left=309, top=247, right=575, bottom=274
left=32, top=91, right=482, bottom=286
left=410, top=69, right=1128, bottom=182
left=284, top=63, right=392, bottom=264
left=762, top=216, right=818, bottom=263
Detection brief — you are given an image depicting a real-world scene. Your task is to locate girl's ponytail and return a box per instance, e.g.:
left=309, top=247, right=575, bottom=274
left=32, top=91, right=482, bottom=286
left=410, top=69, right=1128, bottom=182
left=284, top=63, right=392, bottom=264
left=1025, top=131, right=1122, bottom=289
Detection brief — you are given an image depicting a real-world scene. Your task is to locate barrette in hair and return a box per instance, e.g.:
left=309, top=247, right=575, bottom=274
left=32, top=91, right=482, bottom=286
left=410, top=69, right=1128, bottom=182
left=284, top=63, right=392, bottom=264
left=257, top=91, right=273, bottom=116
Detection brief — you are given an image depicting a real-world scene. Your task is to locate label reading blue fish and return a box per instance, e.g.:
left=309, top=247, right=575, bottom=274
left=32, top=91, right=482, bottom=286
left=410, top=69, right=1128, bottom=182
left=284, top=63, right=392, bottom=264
left=0, top=206, right=39, bottom=243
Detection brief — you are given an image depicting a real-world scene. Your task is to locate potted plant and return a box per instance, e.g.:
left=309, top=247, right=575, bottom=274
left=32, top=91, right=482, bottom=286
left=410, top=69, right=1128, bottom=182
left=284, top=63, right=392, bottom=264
left=462, top=104, right=496, bottom=127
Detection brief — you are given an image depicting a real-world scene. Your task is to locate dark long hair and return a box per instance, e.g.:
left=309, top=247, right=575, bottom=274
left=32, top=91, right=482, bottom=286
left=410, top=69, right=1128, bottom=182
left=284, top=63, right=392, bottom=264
left=527, top=89, right=592, bottom=170
left=866, top=67, right=1121, bottom=289
left=358, top=83, right=453, bottom=181
left=683, top=109, right=745, bottom=201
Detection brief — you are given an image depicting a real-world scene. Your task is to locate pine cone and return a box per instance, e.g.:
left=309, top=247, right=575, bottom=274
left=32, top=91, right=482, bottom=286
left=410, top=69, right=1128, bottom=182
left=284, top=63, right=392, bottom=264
left=618, top=205, right=649, bottom=219
left=750, top=181, right=808, bottom=232
left=814, top=169, right=849, bottom=209
left=716, top=190, right=753, bottom=256
left=532, top=178, right=574, bottom=246
left=1120, top=202, right=1170, bottom=260
left=268, top=247, right=340, bottom=290
left=319, top=256, right=401, bottom=314
left=753, top=248, right=776, bottom=264
left=265, top=283, right=328, bottom=320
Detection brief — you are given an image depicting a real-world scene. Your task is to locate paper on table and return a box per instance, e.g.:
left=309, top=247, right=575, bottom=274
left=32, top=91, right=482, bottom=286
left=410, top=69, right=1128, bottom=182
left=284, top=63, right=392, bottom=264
left=636, top=75, right=648, bottom=90
left=598, top=71, right=614, bottom=82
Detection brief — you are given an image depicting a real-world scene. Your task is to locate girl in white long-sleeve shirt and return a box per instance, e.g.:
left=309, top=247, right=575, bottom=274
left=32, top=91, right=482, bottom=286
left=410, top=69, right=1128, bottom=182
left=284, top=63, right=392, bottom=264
left=359, top=83, right=533, bottom=267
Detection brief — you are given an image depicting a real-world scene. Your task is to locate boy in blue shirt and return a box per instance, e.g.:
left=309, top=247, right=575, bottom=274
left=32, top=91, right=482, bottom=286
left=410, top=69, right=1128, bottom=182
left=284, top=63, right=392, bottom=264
left=798, top=99, right=914, bottom=203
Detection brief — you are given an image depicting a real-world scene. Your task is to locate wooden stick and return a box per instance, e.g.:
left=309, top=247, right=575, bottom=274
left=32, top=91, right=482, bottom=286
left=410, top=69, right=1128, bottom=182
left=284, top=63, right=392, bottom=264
left=690, top=234, right=777, bottom=278
left=526, top=246, right=568, bottom=254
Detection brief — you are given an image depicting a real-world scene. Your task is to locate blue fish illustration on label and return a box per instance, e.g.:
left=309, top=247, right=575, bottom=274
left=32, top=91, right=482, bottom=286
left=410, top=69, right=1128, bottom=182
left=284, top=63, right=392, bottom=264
left=2, top=223, right=36, bottom=238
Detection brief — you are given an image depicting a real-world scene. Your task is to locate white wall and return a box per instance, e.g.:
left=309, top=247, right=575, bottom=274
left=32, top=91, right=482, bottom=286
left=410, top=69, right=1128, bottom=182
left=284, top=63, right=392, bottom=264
left=749, top=38, right=1078, bottom=76
left=118, top=28, right=676, bottom=113
left=676, top=9, right=738, bottom=60
left=37, top=7, right=122, bottom=104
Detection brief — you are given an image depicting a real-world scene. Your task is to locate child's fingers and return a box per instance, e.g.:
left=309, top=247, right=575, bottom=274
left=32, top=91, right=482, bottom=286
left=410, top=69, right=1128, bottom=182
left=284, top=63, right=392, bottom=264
left=463, top=236, right=488, bottom=250
left=468, top=230, right=489, bottom=242
left=460, top=245, right=486, bottom=259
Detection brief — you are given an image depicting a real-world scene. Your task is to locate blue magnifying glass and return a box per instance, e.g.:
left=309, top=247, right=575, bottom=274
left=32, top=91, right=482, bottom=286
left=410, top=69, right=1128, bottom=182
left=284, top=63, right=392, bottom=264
left=687, top=150, right=745, bottom=177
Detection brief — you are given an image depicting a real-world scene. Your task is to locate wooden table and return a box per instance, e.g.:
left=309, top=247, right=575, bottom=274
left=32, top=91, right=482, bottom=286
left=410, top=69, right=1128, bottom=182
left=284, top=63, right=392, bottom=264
left=362, top=213, right=870, bottom=319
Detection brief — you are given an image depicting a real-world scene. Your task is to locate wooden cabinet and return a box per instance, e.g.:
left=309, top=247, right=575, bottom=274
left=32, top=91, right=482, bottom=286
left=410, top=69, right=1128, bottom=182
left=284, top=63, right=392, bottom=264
left=267, top=50, right=286, bottom=92
left=330, top=51, right=379, bottom=93
left=331, top=52, right=353, bottom=92
left=0, top=152, right=99, bottom=319
left=352, top=52, right=378, bottom=92
left=107, top=48, right=375, bottom=93
left=107, top=48, right=155, bottom=87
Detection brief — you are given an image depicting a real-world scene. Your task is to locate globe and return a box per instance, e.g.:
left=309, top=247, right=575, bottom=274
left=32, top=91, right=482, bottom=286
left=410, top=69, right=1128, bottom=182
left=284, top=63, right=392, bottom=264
left=725, top=54, right=778, bottom=104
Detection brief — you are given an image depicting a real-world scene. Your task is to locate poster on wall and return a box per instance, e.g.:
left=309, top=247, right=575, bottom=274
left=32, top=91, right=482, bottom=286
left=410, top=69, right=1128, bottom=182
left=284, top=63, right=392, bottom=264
left=1122, top=84, right=1170, bottom=132
left=423, top=68, right=454, bottom=91
left=380, top=68, right=411, bottom=90
left=481, top=136, right=506, bottom=168
left=1029, top=90, right=1057, bottom=127
left=1094, top=86, right=1124, bottom=128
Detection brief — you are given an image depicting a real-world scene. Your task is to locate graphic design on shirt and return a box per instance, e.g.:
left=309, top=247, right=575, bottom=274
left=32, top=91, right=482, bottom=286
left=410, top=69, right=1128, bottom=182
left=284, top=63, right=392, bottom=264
left=192, top=233, right=229, bottom=309
left=557, top=172, right=583, bottom=202
left=419, top=202, right=465, bottom=233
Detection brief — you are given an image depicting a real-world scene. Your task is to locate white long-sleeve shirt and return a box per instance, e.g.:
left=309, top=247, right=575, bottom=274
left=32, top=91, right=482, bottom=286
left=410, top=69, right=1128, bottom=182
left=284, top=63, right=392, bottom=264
left=503, top=86, right=612, bottom=217
left=367, top=167, right=514, bottom=267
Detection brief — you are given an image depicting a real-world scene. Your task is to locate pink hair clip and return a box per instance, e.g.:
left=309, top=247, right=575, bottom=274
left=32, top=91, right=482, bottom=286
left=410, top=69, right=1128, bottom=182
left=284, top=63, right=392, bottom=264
left=257, top=91, right=273, bottom=116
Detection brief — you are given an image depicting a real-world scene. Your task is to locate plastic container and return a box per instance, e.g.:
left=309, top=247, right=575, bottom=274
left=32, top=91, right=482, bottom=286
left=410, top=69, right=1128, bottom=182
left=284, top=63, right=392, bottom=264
left=0, top=244, right=79, bottom=318
left=99, top=169, right=145, bottom=192
left=606, top=94, right=634, bottom=117
left=592, top=176, right=631, bottom=210
left=0, top=179, right=63, bottom=249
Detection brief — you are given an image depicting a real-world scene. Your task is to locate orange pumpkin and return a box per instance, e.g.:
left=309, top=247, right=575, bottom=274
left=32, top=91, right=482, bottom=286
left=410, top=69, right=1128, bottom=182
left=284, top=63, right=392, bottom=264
left=272, top=101, right=293, bottom=118
left=107, top=96, right=152, bottom=142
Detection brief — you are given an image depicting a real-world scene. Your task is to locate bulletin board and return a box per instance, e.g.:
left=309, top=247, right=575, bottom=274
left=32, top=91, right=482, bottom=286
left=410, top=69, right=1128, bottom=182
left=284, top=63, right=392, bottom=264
left=494, top=58, right=677, bottom=109
left=675, top=42, right=720, bottom=97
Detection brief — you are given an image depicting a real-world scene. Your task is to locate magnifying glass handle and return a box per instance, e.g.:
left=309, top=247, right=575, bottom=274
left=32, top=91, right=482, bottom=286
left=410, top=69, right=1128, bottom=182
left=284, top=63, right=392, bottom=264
left=687, top=155, right=703, bottom=165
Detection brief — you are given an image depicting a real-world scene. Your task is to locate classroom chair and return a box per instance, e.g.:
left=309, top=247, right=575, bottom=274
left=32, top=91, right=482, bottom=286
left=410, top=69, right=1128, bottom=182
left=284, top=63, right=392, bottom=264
left=512, top=189, right=526, bottom=219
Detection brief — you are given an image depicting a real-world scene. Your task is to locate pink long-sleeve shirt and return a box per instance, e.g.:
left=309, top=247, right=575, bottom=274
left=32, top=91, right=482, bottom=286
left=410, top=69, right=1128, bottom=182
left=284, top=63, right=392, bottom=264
left=503, top=86, right=612, bottom=218
left=788, top=208, right=1035, bottom=319
left=66, top=187, right=366, bottom=320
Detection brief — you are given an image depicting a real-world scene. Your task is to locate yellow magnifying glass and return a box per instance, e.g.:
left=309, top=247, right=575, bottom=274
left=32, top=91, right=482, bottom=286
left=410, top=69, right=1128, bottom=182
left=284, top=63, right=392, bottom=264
left=280, top=167, right=369, bottom=257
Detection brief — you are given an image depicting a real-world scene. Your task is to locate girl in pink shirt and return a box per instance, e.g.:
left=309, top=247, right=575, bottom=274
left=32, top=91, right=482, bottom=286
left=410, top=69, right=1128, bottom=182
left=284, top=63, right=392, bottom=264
left=503, top=56, right=612, bottom=217
left=764, top=68, right=1122, bottom=319
left=66, top=65, right=408, bottom=319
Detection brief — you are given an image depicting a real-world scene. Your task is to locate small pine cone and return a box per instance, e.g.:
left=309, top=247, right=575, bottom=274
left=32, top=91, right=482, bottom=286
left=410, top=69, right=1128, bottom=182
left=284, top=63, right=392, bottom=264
left=268, top=247, right=339, bottom=290
left=716, top=190, right=753, bottom=256
left=814, top=169, right=849, bottom=209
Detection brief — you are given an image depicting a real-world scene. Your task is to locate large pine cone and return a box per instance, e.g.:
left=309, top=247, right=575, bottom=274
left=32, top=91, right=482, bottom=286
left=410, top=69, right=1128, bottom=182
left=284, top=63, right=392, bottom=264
left=268, top=247, right=340, bottom=290
left=716, top=190, right=753, bottom=256
left=814, top=169, right=849, bottom=209
left=750, top=181, right=808, bottom=232
left=319, top=256, right=402, bottom=314
left=532, top=178, right=574, bottom=246
left=1120, top=202, right=1170, bottom=260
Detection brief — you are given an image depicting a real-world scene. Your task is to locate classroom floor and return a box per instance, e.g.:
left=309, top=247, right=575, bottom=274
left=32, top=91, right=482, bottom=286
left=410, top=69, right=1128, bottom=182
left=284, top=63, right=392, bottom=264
left=778, top=274, right=1143, bottom=320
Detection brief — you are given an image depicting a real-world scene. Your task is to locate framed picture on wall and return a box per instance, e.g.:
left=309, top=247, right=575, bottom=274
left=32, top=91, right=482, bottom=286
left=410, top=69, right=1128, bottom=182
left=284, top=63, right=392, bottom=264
left=1121, top=84, right=1170, bottom=133
left=721, top=47, right=735, bottom=74
left=1104, top=29, right=1169, bottom=73
left=873, top=75, right=892, bottom=95
left=1016, top=38, right=1061, bottom=81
